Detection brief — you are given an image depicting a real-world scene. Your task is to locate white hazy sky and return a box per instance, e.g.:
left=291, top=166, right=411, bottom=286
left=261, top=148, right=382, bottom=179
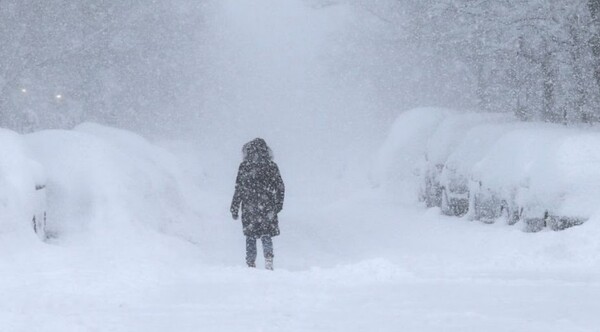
left=195, top=0, right=383, bottom=191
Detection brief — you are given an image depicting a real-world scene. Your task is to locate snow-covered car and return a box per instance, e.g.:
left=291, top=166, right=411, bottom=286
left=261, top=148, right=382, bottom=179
left=439, top=165, right=469, bottom=217
left=468, top=173, right=587, bottom=232
left=437, top=121, right=511, bottom=218
left=421, top=162, right=444, bottom=208
left=544, top=214, right=587, bottom=231
left=517, top=184, right=587, bottom=232
left=470, top=128, right=597, bottom=231
left=380, top=107, right=595, bottom=232
left=419, top=112, right=487, bottom=209
left=469, top=181, right=517, bottom=225
left=0, top=129, right=47, bottom=240
left=422, top=161, right=471, bottom=217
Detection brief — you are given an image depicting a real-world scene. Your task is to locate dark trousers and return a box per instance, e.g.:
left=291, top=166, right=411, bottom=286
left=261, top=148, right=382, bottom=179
left=246, top=236, right=273, bottom=264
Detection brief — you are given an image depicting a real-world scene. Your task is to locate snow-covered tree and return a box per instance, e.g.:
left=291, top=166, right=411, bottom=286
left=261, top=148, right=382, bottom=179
left=342, top=0, right=600, bottom=124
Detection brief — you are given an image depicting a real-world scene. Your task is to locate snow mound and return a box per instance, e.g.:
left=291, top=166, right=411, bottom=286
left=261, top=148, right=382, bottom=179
left=373, top=108, right=509, bottom=203
left=22, top=123, right=193, bottom=243
left=0, top=129, right=45, bottom=238
left=372, top=107, right=449, bottom=202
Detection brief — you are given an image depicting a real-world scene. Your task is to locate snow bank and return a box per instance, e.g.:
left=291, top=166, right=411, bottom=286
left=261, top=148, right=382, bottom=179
left=372, top=107, right=449, bottom=202
left=373, top=108, right=509, bottom=202
left=376, top=108, right=600, bottom=229
left=0, top=129, right=45, bottom=238
left=21, top=123, right=193, bottom=242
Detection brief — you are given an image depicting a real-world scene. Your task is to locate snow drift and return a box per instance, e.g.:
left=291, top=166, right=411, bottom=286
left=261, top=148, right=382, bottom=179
left=0, top=129, right=46, bottom=238
left=1, top=123, right=194, bottom=245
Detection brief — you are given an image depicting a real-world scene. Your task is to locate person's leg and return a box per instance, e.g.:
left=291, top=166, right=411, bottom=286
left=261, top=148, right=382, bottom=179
left=261, top=236, right=274, bottom=270
left=246, top=236, right=257, bottom=267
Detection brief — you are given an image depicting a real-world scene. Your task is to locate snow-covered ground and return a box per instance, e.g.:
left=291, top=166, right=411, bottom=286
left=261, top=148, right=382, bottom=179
left=1, top=123, right=599, bottom=332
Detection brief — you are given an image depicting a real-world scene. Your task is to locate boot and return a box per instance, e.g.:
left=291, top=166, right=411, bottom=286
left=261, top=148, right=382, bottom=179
left=265, top=257, right=273, bottom=271
left=247, top=261, right=256, bottom=268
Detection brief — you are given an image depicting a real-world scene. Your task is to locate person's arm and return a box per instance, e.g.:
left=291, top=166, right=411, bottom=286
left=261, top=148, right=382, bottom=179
left=274, top=164, right=285, bottom=213
left=230, top=164, right=243, bottom=220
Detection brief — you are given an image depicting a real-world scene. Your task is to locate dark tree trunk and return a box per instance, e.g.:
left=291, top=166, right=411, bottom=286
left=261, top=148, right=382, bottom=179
left=568, top=16, right=589, bottom=124
left=589, top=0, right=600, bottom=95
left=541, top=50, right=556, bottom=122
left=475, top=61, right=487, bottom=111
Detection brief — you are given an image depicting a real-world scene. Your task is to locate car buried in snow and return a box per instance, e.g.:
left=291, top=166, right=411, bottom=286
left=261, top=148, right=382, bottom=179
left=435, top=124, right=509, bottom=219
left=438, top=164, right=470, bottom=217
left=469, top=171, right=588, bottom=232
left=421, top=162, right=444, bottom=208
left=516, top=188, right=587, bottom=232
left=0, top=130, right=48, bottom=240
left=468, top=179, right=519, bottom=225
left=443, top=170, right=587, bottom=232
left=413, top=111, right=593, bottom=232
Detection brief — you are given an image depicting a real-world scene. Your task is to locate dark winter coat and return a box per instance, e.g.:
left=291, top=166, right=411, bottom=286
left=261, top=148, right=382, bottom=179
left=230, top=139, right=285, bottom=238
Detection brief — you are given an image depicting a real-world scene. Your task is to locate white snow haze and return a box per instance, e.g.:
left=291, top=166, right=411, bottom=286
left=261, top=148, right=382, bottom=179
left=197, top=0, right=381, bottom=196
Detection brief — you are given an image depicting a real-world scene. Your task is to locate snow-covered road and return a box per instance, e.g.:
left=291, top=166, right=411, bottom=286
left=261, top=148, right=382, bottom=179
left=2, top=195, right=599, bottom=332
left=5, top=264, right=597, bottom=332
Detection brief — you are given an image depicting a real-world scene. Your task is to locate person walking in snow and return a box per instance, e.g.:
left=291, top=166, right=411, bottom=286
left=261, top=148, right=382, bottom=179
left=230, top=138, right=285, bottom=270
